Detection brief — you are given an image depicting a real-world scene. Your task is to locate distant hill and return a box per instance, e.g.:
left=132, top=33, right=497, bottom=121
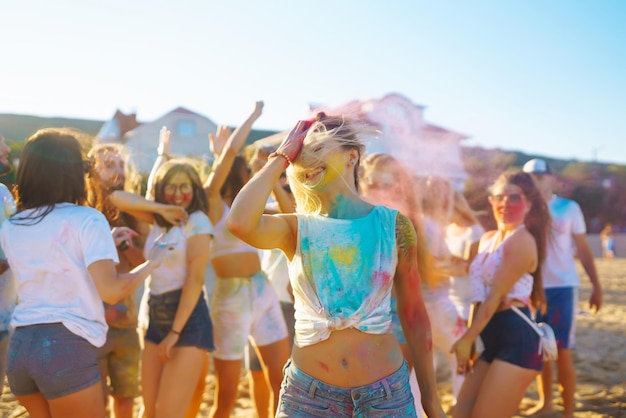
left=0, top=113, right=276, bottom=146
left=0, top=114, right=105, bottom=141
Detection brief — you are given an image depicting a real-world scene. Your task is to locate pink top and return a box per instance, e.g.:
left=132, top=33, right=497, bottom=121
left=469, top=226, right=533, bottom=308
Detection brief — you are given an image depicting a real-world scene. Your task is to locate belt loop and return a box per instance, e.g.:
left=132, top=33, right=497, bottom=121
left=382, top=378, right=392, bottom=400
left=308, top=380, right=318, bottom=399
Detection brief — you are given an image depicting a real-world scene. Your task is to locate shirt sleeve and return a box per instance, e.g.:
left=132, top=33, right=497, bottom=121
left=470, top=224, right=485, bottom=243
left=570, top=201, right=587, bottom=235
left=81, top=210, right=119, bottom=266
left=184, top=211, right=213, bottom=239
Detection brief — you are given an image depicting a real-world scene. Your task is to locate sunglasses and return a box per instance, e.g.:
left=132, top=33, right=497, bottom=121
left=164, top=183, right=192, bottom=196
left=489, top=193, right=524, bottom=204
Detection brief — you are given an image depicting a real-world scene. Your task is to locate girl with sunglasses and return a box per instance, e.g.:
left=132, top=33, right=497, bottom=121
left=110, top=158, right=214, bottom=418
left=450, top=170, right=551, bottom=418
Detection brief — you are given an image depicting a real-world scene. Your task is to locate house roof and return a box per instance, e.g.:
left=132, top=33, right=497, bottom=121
left=97, top=110, right=140, bottom=140
left=170, top=106, right=204, bottom=116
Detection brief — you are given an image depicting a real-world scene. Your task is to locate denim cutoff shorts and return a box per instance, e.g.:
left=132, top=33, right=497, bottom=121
left=277, top=359, right=416, bottom=417
left=479, top=307, right=542, bottom=371
left=145, top=289, right=214, bottom=352
left=7, top=323, right=100, bottom=399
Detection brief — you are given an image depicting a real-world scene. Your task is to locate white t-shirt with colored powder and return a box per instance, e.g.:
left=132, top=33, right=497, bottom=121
left=143, top=210, right=213, bottom=295
left=0, top=203, right=119, bottom=347
left=543, top=195, right=587, bottom=288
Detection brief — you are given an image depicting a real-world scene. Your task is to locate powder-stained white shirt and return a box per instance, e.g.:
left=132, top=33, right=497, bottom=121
left=1, top=203, right=119, bottom=347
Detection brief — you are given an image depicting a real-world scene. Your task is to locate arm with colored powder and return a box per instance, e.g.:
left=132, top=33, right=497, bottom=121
left=393, top=213, right=445, bottom=418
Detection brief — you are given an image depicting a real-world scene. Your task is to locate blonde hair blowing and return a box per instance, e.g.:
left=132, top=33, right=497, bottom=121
left=287, top=114, right=367, bottom=215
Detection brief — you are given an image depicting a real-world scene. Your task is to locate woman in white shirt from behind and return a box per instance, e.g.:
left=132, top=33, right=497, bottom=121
left=0, top=128, right=170, bottom=418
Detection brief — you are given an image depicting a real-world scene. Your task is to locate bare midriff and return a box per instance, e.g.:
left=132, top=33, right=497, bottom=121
left=291, top=328, right=404, bottom=388
left=211, top=252, right=261, bottom=278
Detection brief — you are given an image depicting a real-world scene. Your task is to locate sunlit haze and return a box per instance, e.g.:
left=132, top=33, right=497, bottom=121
left=2, top=1, right=625, bottom=163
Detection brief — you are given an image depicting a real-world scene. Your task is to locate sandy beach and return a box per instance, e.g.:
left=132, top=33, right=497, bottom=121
left=2, top=258, right=625, bottom=417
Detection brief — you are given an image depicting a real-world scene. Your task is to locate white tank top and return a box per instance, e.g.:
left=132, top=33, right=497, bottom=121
left=469, top=226, right=534, bottom=308
left=288, top=205, right=398, bottom=347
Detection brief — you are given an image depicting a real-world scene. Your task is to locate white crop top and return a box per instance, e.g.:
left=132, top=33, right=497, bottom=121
left=144, top=211, right=213, bottom=295
left=209, top=201, right=258, bottom=259
left=469, top=226, right=533, bottom=308
left=288, top=205, right=398, bottom=348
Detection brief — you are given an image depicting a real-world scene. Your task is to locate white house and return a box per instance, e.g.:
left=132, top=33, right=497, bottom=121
left=96, top=107, right=278, bottom=174
left=117, top=107, right=218, bottom=173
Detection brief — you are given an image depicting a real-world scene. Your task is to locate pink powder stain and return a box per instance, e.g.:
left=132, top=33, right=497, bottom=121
left=57, top=221, right=71, bottom=244
left=424, top=334, right=433, bottom=352
left=400, top=306, right=417, bottom=326
left=455, top=316, right=466, bottom=337
left=483, top=306, right=491, bottom=319
left=318, top=361, right=330, bottom=373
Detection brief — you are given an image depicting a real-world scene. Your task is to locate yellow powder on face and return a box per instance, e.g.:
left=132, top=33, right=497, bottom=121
left=321, top=152, right=345, bottom=185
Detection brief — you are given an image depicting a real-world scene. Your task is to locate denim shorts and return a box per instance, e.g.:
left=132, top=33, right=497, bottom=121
left=7, top=323, right=100, bottom=399
left=536, top=287, right=577, bottom=349
left=480, top=307, right=542, bottom=371
left=97, top=326, right=141, bottom=397
left=277, top=360, right=416, bottom=417
left=145, top=289, right=214, bottom=352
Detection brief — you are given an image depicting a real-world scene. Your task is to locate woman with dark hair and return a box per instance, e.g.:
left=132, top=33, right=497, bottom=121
left=451, top=170, right=551, bottom=418
left=202, top=102, right=290, bottom=418
left=0, top=128, right=170, bottom=418
left=110, top=159, right=214, bottom=418
left=227, top=114, right=445, bottom=417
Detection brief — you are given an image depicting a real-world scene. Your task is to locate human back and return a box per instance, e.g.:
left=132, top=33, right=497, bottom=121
left=2, top=203, right=115, bottom=346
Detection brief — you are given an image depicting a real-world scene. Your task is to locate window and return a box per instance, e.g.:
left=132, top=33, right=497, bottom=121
left=177, top=120, right=196, bottom=137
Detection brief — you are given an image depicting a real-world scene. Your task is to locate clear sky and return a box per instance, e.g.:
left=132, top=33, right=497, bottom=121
left=2, top=1, right=625, bottom=163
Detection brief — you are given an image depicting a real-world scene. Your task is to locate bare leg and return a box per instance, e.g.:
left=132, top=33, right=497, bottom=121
left=48, top=382, right=107, bottom=418
left=471, top=360, right=538, bottom=418
left=249, top=369, right=270, bottom=418
left=523, top=362, right=554, bottom=416
left=111, top=395, right=135, bottom=418
left=185, top=353, right=210, bottom=418
left=209, top=358, right=243, bottom=418
left=155, top=346, right=207, bottom=418
left=453, top=360, right=490, bottom=418
left=256, top=338, right=290, bottom=416
left=15, top=392, right=52, bottom=418
left=556, top=349, right=576, bottom=418
left=140, top=342, right=163, bottom=418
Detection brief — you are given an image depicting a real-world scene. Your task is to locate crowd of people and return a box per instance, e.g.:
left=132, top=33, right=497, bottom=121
left=0, top=106, right=604, bottom=418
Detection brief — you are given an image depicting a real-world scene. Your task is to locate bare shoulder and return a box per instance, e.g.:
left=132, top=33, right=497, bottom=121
left=502, top=228, right=537, bottom=258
